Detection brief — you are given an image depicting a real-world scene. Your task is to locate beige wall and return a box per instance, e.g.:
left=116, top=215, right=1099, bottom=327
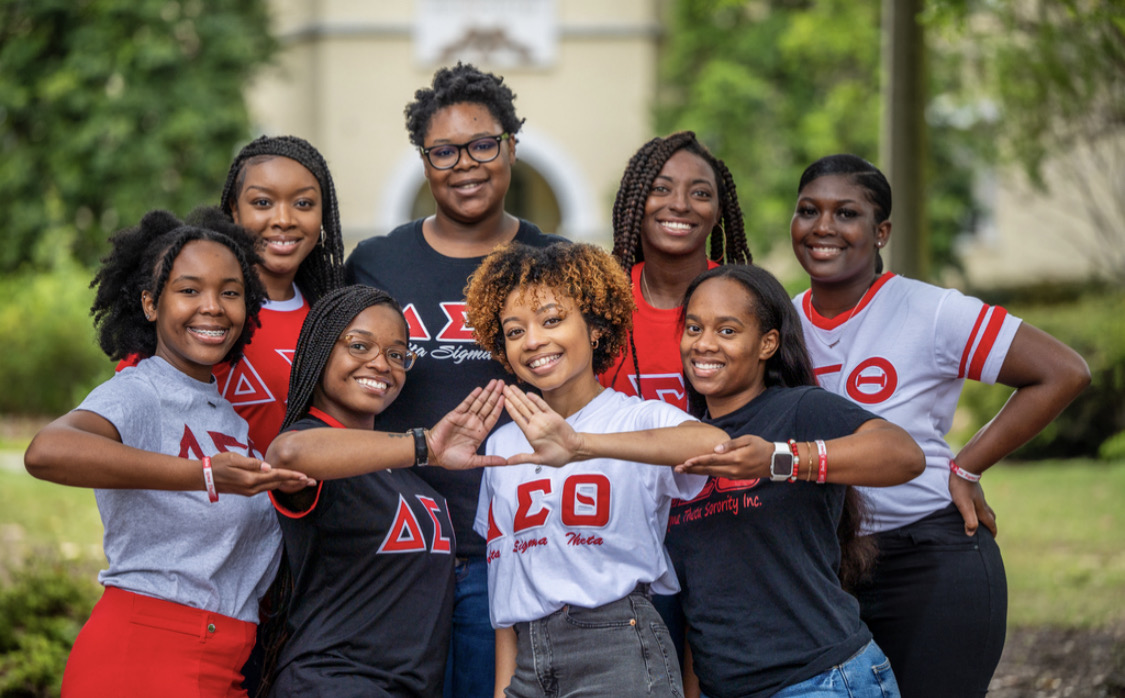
left=245, top=0, right=663, bottom=254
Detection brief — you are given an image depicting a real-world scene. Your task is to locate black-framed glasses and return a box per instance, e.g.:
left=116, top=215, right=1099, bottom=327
left=340, top=333, right=417, bottom=371
left=420, top=133, right=510, bottom=170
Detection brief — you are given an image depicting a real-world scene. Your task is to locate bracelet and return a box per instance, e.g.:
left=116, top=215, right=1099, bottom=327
left=815, top=440, right=828, bottom=484
left=787, top=439, right=800, bottom=482
left=806, top=442, right=815, bottom=481
left=949, top=459, right=981, bottom=483
left=202, top=456, right=219, bottom=503
left=411, top=427, right=429, bottom=467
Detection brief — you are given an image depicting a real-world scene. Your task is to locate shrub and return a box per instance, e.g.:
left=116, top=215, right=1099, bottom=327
left=0, top=264, right=114, bottom=416
left=0, top=558, right=99, bottom=697
left=954, top=288, right=1125, bottom=459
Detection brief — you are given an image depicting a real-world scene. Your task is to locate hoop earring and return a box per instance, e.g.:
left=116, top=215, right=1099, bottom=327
left=591, top=338, right=599, bottom=349
left=320, top=227, right=326, bottom=245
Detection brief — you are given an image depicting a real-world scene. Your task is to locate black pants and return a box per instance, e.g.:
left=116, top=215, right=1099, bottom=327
left=856, top=504, right=1007, bottom=697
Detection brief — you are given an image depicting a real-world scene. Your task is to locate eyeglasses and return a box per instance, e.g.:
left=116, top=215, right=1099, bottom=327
left=339, top=333, right=417, bottom=371
left=420, top=133, right=510, bottom=170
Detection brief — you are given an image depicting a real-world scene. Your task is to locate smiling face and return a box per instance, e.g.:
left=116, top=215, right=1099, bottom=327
left=790, top=173, right=890, bottom=289
left=641, top=149, right=720, bottom=261
left=500, top=285, right=603, bottom=416
left=144, top=239, right=247, bottom=383
left=680, top=277, right=778, bottom=418
left=422, top=102, right=515, bottom=226
left=313, top=304, right=409, bottom=429
left=230, top=155, right=322, bottom=298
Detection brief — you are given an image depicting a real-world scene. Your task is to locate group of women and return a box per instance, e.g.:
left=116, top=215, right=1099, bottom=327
left=23, top=61, right=1089, bottom=698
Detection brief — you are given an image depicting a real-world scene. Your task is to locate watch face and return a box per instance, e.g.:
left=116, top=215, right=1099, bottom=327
left=771, top=452, right=794, bottom=479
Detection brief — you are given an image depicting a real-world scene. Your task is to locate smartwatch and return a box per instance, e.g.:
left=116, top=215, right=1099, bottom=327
left=769, top=442, right=795, bottom=482
left=411, top=427, right=429, bottom=467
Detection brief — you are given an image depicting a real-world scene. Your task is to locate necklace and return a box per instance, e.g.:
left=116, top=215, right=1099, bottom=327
left=640, top=266, right=654, bottom=306
left=813, top=276, right=880, bottom=324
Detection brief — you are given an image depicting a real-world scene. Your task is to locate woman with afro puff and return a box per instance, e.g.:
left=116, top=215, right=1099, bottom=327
left=464, top=242, right=727, bottom=697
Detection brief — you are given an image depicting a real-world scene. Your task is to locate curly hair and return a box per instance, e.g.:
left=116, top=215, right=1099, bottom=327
left=90, top=206, right=265, bottom=364
left=798, top=154, right=891, bottom=275
left=611, top=131, right=751, bottom=273
left=218, top=135, right=345, bottom=302
left=465, top=243, right=635, bottom=376
left=405, top=62, right=526, bottom=147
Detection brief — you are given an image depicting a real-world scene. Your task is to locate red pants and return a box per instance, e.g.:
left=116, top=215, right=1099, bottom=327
left=62, top=586, right=256, bottom=698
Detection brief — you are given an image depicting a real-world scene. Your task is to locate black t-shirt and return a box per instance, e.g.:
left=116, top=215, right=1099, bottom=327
left=269, top=414, right=455, bottom=697
left=665, top=386, right=878, bottom=698
left=344, top=218, right=566, bottom=557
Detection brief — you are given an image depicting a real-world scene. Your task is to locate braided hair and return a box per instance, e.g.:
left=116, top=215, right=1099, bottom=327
left=608, top=131, right=752, bottom=397
left=611, top=131, right=751, bottom=273
left=90, top=206, right=265, bottom=364
left=218, top=135, right=345, bottom=302
left=405, top=62, right=526, bottom=146
left=257, top=284, right=406, bottom=697
left=797, top=154, right=892, bottom=275
left=280, top=285, right=407, bottom=433
left=680, top=265, right=876, bottom=591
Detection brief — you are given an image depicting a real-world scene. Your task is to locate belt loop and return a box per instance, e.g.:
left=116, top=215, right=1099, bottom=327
left=632, top=582, right=652, bottom=598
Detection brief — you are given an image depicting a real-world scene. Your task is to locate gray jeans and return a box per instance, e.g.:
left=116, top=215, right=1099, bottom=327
left=507, top=586, right=683, bottom=698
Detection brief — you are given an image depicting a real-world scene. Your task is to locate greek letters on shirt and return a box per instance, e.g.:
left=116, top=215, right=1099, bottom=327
left=377, top=493, right=454, bottom=555
left=176, top=423, right=258, bottom=459
left=402, top=301, right=494, bottom=364
left=485, top=474, right=611, bottom=563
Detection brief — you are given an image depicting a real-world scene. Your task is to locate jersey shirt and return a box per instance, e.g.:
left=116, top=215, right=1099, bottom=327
left=794, top=272, right=1022, bottom=532
left=599, top=260, right=720, bottom=410
left=474, top=388, right=707, bottom=628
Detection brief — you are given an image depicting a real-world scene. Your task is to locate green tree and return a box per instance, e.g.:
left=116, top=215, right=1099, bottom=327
left=654, top=0, right=982, bottom=275
left=0, top=0, right=276, bottom=273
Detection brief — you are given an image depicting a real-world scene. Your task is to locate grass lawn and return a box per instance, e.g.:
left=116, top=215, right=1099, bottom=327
left=1, top=457, right=1122, bottom=629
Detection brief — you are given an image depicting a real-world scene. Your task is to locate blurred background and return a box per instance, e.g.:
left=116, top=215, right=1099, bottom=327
left=1, top=1, right=1122, bottom=695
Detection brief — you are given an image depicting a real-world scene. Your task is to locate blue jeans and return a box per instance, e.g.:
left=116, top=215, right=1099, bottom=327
left=443, top=556, right=495, bottom=698
left=770, top=641, right=900, bottom=698
left=506, top=586, right=682, bottom=698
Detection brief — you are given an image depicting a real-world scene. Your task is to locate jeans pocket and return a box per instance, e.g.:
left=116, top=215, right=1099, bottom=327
left=871, top=657, right=900, bottom=697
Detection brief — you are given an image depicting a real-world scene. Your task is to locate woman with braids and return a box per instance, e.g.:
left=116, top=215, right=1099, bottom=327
left=345, top=62, right=563, bottom=698
left=25, top=208, right=312, bottom=696
left=788, top=154, right=1089, bottom=697
left=255, top=285, right=507, bottom=696
left=464, top=242, right=728, bottom=697
left=214, top=134, right=346, bottom=453
left=601, top=130, right=751, bottom=410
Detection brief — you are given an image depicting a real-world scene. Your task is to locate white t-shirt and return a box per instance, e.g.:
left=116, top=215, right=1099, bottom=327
left=474, top=389, right=707, bottom=628
left=794, top=273, right=1022, bottom=533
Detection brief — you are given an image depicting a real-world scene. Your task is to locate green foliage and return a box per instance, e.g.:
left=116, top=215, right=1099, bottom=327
left=1100, top=431, right=1125, bottom=461
left=0, top=558, right=100, bottom=697
left=656, top=0, right=980, bottom=273
left=0, top=0, right=277, bottom=274
left=0, top=264, right=114, bottom=416
left=954, top=288, right=1125, bottom=458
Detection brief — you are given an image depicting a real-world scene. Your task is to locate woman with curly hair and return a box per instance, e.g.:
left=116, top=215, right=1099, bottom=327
left=464, top=242, right=727, bottom=697
left=24, top=208, right=313, bottom=697
left=602, top=131, right=751, bottom=409
left=253, top=286, right=506, bottom=696
left=346, top=62, right=564, bottom=698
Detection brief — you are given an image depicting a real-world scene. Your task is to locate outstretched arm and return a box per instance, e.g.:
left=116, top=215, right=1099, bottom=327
left=266, top=380, right=507, bottom=479
left=950, top=323, right=1090, bottom=535
left=675, top=418, right=924, bottom=486
left=502, top=385, right=727, bottom=467
left=24, top=410, right=314, bottom=496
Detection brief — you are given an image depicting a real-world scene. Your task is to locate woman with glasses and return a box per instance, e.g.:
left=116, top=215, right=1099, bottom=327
left=345, top=62, right=564, bottom=698
left=257, top=285, right=508, bottom=696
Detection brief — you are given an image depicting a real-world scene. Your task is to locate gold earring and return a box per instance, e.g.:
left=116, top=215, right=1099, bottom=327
left=591, top=338, right=599, bottom=349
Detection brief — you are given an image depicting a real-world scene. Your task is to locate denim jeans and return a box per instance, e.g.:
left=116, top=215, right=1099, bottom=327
left=506, top=587, right=682, bottom=698
left=769, top=641, right=900, bottom=698
left=443, top=557, right=495, bottom=698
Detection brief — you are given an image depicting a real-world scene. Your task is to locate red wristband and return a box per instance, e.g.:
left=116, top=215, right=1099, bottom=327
left=815, top=440, right=828, bottom=484
left=949, top=459, right=981, bottom=483
left=787, top=439, right=801, bottom=482
left=202, top=456, right=219, bottom=503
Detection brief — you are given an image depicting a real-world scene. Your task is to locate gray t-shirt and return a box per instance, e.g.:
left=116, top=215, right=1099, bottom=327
left=77, top=356, right=281, bottom=622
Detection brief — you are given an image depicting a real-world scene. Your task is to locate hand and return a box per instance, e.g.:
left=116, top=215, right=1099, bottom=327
left=501, top=385, right=584, bottom=467
left=673, top=434, right=772, bottom=480
left=208, top=451, right=316, bottom=496
left=429, top=380, right=508, bottom=470
left=949, top=472, right=998, bottom=537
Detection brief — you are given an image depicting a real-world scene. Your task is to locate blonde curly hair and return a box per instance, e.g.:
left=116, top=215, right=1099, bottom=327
left=465, top=242, right=635, bottom=375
